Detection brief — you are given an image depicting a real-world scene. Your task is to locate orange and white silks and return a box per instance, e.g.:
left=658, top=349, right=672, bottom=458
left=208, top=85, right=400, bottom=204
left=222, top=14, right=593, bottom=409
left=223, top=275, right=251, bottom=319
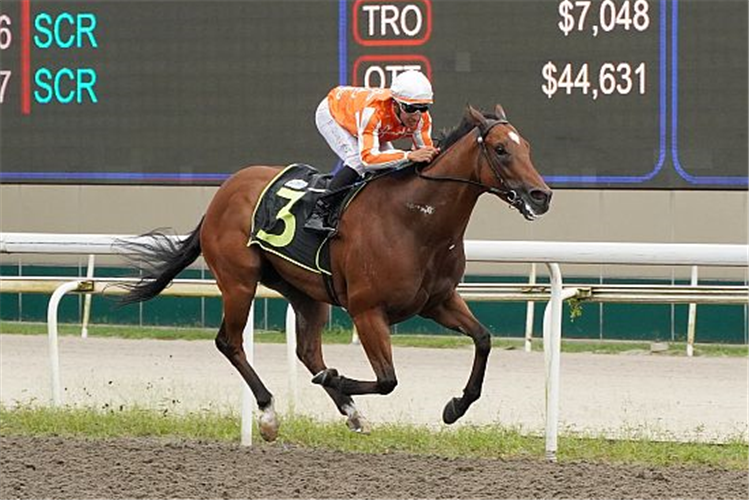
left=327, top=86, right=434, bottom=170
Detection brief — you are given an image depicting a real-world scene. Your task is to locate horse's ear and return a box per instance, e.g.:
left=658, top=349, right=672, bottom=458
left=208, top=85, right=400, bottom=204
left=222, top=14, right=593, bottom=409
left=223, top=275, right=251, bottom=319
left=494, top=104, right=507, bottom=121
left=466, top=105, right=488, bottom=128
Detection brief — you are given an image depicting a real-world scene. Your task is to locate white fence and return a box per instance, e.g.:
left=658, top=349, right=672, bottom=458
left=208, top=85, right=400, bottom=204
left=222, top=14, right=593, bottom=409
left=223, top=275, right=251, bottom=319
left=1, top=232, right=747, bottom=460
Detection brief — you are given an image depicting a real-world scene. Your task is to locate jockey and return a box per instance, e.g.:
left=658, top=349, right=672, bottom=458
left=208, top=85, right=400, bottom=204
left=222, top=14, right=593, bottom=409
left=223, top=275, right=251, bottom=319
left=305, top=70, right=440, bottom=233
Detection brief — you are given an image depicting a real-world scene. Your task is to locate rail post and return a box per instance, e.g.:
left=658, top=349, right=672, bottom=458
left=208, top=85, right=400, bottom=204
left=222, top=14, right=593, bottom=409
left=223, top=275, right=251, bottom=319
left=80, top=254, right=96, bottom=338
left=285, top=304, right=298, bottom=413
left=687, top=266, right=699, bottom=357
left=542, top=263, right=581, bottom=463
left=542, top=263, right=562, bottom=462
left=47, top=280, right=82, bottom=406
left=524, top=263, right=537, bottom=352
left=240, top=302, right=255, bottom=446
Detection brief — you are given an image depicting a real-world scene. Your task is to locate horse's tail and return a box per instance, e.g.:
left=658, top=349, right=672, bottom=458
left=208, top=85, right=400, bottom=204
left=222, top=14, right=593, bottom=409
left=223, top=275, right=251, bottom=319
left=116, top=217, right=204, bottom=305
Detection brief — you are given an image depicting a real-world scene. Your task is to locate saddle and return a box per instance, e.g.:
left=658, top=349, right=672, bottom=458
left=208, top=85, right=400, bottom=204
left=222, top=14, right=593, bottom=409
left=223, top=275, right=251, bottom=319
left=248, top=163, right=364, bottom=276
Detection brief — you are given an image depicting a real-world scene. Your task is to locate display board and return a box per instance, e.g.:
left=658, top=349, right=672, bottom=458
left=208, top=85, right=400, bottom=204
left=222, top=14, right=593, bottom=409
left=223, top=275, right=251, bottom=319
left=0, top=0, right=746, bottom=188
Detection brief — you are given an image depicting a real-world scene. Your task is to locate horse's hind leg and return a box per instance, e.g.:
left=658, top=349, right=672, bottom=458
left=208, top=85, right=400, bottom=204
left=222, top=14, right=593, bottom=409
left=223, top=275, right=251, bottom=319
left=312, top=308, right=398, bottom=398
left=422, top=291, right=491, bottom=424
left=211, top=258, right=279, bottom=441
left=269, top=280, right=370, bottom=433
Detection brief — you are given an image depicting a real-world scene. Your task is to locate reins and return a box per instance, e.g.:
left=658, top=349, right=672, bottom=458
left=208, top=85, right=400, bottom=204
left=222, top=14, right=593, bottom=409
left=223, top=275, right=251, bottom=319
left=415, top=120, right=519, bottom=204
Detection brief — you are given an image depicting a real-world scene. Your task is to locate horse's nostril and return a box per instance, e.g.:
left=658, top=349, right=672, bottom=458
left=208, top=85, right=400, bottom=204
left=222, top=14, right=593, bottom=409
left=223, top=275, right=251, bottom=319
left=530, top=189, right=551, bottom=205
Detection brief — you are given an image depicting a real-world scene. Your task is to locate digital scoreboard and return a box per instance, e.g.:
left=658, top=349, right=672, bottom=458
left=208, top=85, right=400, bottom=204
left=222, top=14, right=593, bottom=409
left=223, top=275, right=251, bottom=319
left=0, top=0, right=746, bottom=189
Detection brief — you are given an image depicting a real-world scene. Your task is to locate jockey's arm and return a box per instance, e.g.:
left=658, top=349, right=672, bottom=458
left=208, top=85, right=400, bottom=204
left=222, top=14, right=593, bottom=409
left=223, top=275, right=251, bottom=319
left=359, top=112, right=439, bottom=169
left=412, top=112, right=435, bottom=149
left=409, top=112, right=440, bottom=162
left=358, top=117, right=410, bottom=170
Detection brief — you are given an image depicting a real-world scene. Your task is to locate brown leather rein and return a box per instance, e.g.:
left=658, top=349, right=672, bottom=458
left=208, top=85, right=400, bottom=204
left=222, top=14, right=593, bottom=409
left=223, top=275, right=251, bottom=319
left=415, top=120, right=520, bottom=205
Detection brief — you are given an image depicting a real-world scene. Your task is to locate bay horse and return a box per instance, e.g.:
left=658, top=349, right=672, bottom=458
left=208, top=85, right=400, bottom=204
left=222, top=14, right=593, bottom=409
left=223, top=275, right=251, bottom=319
left=119, top=105, right=551, bottom=441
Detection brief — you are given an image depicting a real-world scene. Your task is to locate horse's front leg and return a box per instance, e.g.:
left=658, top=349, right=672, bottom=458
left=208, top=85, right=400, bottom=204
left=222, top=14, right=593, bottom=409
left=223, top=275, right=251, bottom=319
left=312, top=308, right=398, bottom=398
left=422, top=290, right=492, bottom=424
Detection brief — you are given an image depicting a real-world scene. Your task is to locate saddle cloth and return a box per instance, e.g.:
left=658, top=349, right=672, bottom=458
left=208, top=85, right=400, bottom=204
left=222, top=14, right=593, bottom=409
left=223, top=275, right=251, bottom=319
left=247, top=163, right=362, bottom=275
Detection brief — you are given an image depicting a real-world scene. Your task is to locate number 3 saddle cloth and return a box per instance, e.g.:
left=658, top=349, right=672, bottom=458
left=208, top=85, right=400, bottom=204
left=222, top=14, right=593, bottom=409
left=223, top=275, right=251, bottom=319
left=247, top=163, right=364, bottom=276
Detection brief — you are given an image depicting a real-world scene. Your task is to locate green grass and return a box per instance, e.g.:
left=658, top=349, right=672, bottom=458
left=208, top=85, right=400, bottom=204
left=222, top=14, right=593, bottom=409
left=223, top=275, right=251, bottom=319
left=0, top=321, right=220, bottom=341
left=1, top=405, right=746, bottom=469
left=2, top=320, right=746, bottom=357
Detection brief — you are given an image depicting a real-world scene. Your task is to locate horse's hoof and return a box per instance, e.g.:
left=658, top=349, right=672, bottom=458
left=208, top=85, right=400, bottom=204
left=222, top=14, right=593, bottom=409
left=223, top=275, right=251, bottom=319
left=442, top=397, right=463, bottom=425
left=311, top=368, right=339, bottom=386
left=258, top=407, right=279, bottom=442
left=346, top=413, right=371, bottom=435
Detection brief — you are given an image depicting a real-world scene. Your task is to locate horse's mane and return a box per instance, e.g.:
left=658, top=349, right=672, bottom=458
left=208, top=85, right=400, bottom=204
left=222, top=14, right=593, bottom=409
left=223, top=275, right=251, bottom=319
left=435, top=108, right=500, bottom=152
left=376, top=107, right=500, bottom=181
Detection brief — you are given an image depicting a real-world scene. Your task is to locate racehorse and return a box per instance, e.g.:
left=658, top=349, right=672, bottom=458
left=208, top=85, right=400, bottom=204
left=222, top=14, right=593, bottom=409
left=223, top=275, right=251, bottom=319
left=118, top=105, right=551, bottom=441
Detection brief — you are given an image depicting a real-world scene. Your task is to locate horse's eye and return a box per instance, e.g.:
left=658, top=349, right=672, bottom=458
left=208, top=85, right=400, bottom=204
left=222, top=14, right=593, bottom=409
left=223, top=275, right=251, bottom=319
left=495, top=145, right=507, bottom=155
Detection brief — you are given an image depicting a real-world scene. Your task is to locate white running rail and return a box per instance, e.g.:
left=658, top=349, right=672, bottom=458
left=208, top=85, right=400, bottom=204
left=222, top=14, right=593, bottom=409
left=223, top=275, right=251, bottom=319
left=2, top=232, right=747, bottom=460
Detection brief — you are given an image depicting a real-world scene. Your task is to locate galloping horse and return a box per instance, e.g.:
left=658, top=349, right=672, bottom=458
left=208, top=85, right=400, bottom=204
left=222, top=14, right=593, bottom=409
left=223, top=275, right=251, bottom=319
left=119, top=105, right=551, bottom=441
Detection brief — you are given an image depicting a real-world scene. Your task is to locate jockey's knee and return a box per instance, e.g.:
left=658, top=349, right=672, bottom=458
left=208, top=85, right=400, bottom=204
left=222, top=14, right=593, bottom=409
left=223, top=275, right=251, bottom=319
left=376, top=374, right=398, bottom=395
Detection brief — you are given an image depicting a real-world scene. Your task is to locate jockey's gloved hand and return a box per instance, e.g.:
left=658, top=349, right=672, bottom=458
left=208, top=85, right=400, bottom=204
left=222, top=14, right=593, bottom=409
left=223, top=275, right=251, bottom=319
left=408, top=146, right=440, bottom=163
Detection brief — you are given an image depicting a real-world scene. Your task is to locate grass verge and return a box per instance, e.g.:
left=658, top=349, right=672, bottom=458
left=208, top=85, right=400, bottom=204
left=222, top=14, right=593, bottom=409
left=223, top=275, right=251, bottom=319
left=1, top=405, right=746, bottom=469
left=1, top=321, right=746, bottom=357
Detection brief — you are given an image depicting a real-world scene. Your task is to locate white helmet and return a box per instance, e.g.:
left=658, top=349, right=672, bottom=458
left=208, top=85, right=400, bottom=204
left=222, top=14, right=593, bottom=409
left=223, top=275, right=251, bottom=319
left=390, top=70, right=433, bottom=104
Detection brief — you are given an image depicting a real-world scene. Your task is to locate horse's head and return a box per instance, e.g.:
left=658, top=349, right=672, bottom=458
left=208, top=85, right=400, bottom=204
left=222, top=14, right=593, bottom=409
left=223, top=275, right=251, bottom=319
left=467, top=105, right=552, bottom=221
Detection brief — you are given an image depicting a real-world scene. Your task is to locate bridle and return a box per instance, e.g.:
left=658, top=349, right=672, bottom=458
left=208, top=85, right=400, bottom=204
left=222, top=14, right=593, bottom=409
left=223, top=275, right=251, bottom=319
left=415, top=119, right=520, bottom=205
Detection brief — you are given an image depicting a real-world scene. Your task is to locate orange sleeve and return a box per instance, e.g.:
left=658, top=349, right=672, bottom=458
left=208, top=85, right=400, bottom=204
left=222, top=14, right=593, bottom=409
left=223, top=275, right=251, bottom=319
left=357, top=108, right=410, bottom=169
left=412, top=112, right=434, bottom=149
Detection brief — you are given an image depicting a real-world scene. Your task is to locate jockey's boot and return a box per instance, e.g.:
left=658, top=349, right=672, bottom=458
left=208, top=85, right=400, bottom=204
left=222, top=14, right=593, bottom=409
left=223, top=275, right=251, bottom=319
left=305, top=166, right=361, bottom=234
left=327, top=165, right=362, bottom=192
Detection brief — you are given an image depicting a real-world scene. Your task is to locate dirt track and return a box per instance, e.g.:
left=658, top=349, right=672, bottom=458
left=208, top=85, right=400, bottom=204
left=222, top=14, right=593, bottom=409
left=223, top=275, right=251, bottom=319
left=2, top=335, right=748, bottom=499
left=1, top=435, right=746, bottom=500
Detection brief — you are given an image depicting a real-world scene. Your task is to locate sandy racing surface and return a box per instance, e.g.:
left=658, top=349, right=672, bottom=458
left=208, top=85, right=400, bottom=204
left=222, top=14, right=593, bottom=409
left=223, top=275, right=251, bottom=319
left=1, top=334, right=747, bottom=499
left=1, top=435, right=747, bottom=500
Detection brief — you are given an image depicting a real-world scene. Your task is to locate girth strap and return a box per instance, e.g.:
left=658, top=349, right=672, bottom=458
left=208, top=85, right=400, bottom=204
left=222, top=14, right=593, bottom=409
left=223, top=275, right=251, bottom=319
left=323, top=270, right=341, bottom=307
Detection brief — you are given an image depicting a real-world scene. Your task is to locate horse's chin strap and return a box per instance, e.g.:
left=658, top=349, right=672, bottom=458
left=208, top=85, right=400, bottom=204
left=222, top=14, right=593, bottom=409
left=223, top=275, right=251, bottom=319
left=415, top=123, right=518, bottom=204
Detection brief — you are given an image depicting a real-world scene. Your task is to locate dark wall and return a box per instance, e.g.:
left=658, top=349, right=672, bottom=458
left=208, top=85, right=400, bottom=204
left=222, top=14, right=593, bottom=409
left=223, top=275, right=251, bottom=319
left=0, top=0, right=746, bottom=188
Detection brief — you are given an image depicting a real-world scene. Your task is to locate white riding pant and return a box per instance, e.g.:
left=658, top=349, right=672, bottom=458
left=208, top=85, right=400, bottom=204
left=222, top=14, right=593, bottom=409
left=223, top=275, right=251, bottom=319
left=316, top=98, right=394, bottom=176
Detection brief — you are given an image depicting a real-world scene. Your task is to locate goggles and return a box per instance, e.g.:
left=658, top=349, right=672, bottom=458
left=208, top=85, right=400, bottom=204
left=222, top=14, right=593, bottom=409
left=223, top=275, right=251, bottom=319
left=399, top=101, right=430, bottom=114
